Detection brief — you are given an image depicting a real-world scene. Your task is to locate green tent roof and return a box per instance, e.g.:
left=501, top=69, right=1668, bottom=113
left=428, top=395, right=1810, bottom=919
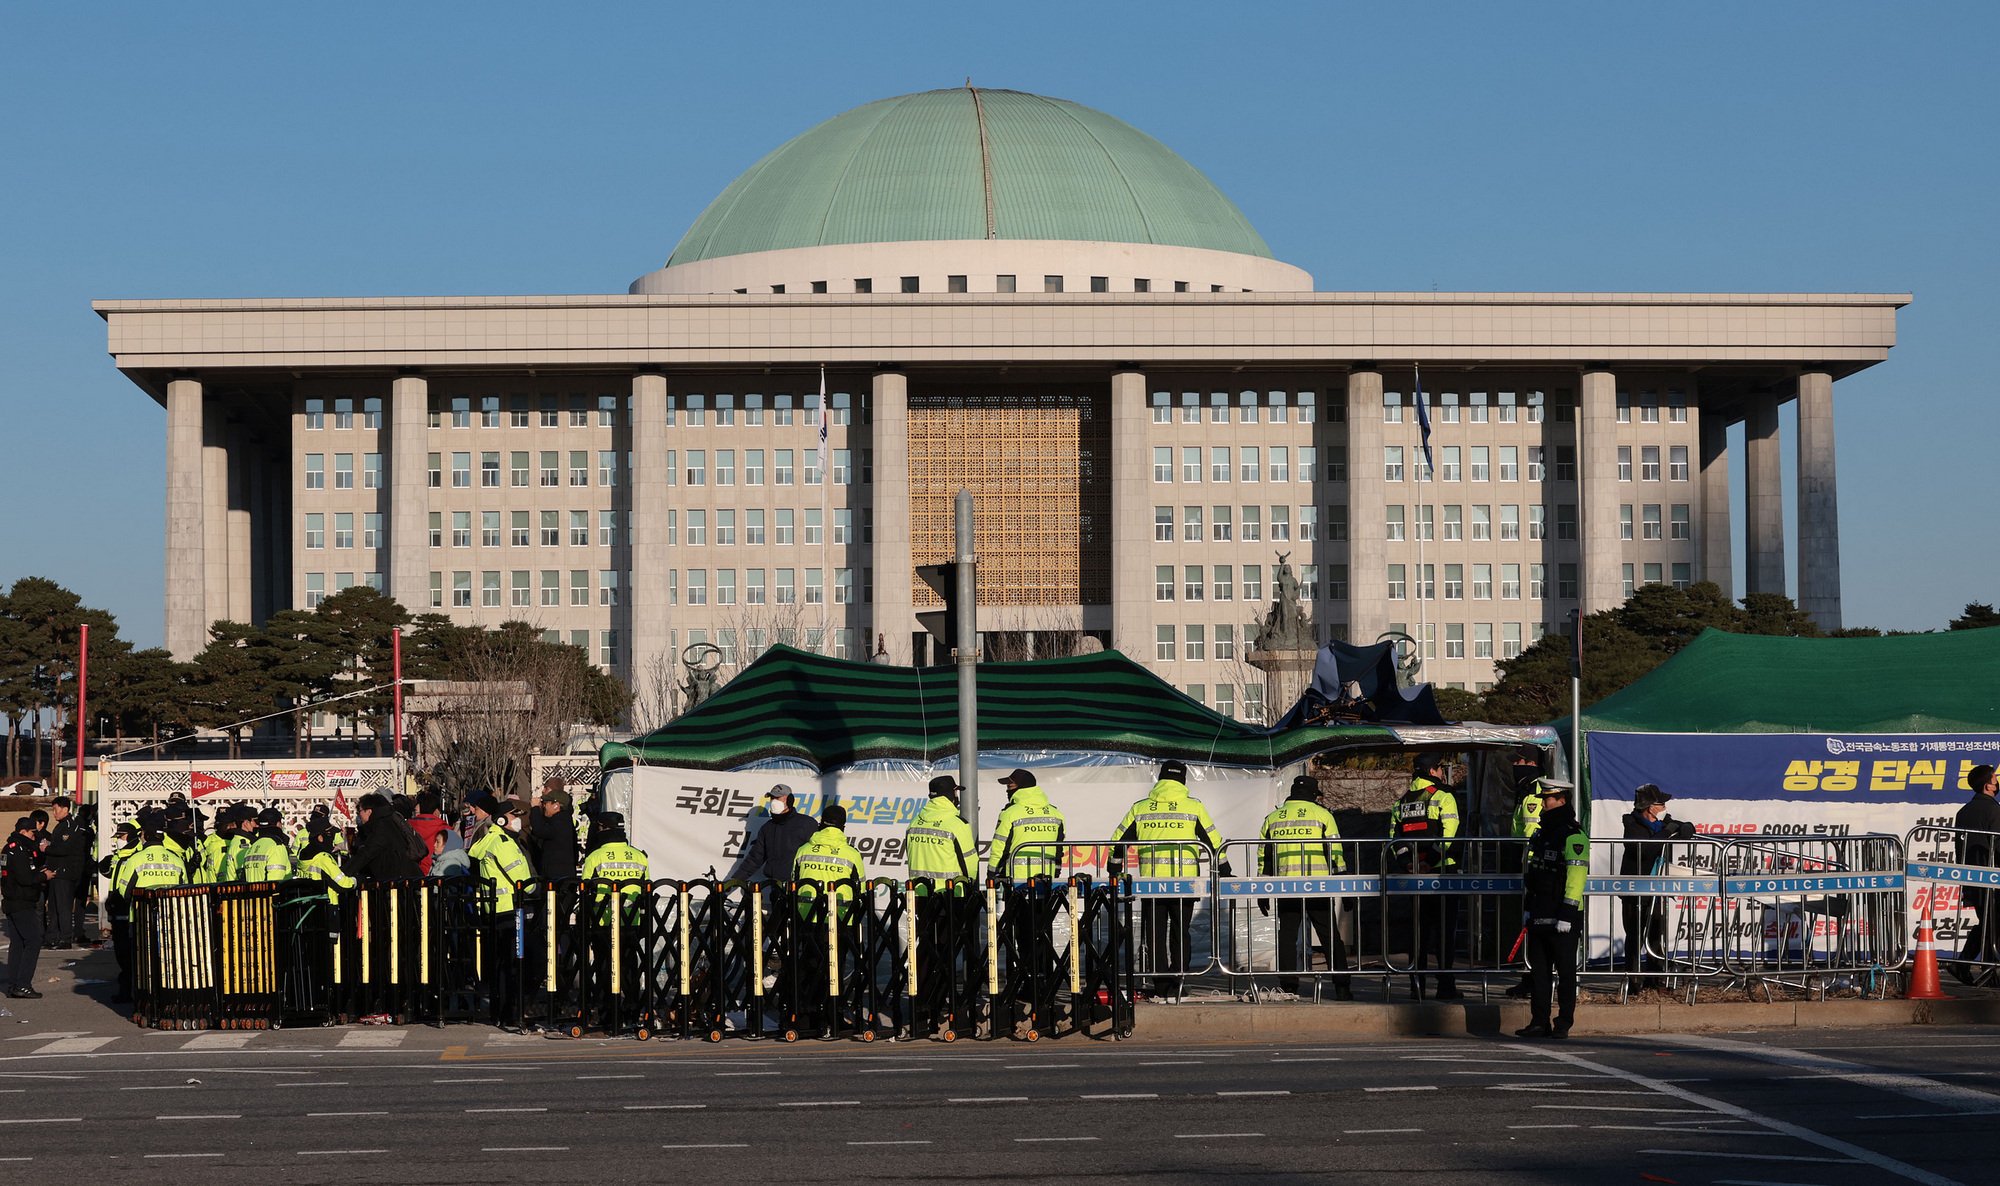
left=1577, top=627, right=2000, bottom=734
left=601, top=646, right=1394, bottom=771
left=665, top=88, right=1273, bottom=267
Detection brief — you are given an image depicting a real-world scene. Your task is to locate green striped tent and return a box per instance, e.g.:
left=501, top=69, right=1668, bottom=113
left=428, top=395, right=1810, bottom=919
left=600, top=645, right=1397, bottom=772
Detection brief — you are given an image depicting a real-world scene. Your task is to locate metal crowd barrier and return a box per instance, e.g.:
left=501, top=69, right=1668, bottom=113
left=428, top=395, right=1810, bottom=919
left=130, top=871, right=1134, bottom=1040
left=1905, top=824, right=2000, bottom=986
left=1715, top=834, right=1907, bottom=992
left=1589, top=835, right=1729, bottom=993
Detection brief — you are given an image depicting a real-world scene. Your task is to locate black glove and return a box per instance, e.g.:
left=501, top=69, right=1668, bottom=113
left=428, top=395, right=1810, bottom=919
left=1217, top=859, right=1234, bottom=879
left=1257, top=899, right=1270, bottom=917
left=1106, top=861, right=1124, bottom=880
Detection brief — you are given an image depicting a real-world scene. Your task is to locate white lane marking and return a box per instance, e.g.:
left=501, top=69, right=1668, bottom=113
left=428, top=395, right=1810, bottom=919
left=778, top=1100, right=859, bottom=1107
left=1270, top=1057, right=1342, bottom=1063
left=1664, top=1035, right=2000, bottom=1116
left=1449, top=1071, right=1586, bottom=1078
left=276, top=1081, right=349, bottom=1088
left=0, top=1118, right=81, bottom=1124
left=717, top=1071, right=782, bottom=1077
left=1856, top=1108, right=2000, bottom=1120
left=179, top=1034, right=254, bottom=1051
left=1507, top=1124, right=1579, bottom=1130
left=1345, top=1127, right=1422, bottom=1134
left=1533, top=1104, right=1713, bottom=1114
left=1176, top=1132, right=1264, bottom=1139
left=146, top=1144, right=225, bottom=1160
left=1528, top=1045, right=1966, bottom=1186
left=1005, top=1063, right=1080, bottom=1070
left=434, top=1077, right=504, bottom=1084
left=1405, top=1056, right=1542, bottom=1063
left=483, top=1146, right=568, bottom=1153
left=5, top=1032, right=88, bottom=1040
left=577, top=1074, right=643, bottom=1080
left=951, top=1096, right=1028, bottom=1103
left=1081, top=1093, right=1157, bottom=1100
left=1142, top=1061, right=1206, bottom=1067
left=858, top=1068, right=931, bottom=1074
left=336, top=1030, right=407, bottom=1049
left=121, top=1085, right=195, bottom=1091
left=299, top=1150, right=388, bottom=1156
left=1217, top=1090, right=1290, bottom=1097
left=1363, top=1086, right=1436, bottom=1093
left=849, top=1140, right=932, bottom=1146
left=1592, top=1124, right=1760, bottom=1134
left=626, top=1104, right=706, bottom=1111
left=0, top=1157, right=30, bottom=1161
left=29, top=1038, right=114, bottom=1055
left=1638, top=1149, right=1857, bottom=1164
left=663, top=1144, right=747, bottom=1150
left=156, top=1114, right=241, bottom=1120
left=466, top=1107, right=547, bottom=1113
left=308, top=1111, right=387, bottom=1118
left=1015, top=1137, right=1099, bottom=1143
left=1487, top=1086, right=1656, bottom=1096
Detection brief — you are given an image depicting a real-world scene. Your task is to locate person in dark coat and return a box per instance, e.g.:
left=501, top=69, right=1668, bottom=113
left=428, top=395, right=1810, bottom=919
left=348, top=793, right=423, bottom=882
left=42, top=798, right=92, bottom=948
left=3, top=816, right=56, bottom=998
left=1953, top=764, right=2000, bottom=977
left=527, top=785, right=580, bottom=883
left=728, top=785, right=820, bottom=884
left=1619, top=784, right=1694, bottom=975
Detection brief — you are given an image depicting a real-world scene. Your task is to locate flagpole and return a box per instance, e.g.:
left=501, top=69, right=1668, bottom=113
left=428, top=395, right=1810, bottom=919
left=1570, top=606, right=1584, bottom=794
left=817, top=366, right=831, bottom=651
left=1414, top=362, right=1428, bottom=680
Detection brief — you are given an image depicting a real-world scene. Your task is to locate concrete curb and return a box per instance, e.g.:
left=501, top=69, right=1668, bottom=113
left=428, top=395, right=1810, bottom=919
left=1134, top=996, right=2000, bottom=1040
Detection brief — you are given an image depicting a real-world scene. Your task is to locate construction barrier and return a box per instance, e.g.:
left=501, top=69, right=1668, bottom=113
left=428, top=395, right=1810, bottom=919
left=129, top=872, right=1133, bottom=1040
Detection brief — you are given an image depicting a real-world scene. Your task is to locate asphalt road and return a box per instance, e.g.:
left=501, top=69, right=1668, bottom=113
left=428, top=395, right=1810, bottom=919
left=0, top=1023, right=1994, bottom=1184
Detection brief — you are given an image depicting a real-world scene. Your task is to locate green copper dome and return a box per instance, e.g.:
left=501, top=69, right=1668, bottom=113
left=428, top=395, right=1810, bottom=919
left=665, top=88, right=1274, bottom=267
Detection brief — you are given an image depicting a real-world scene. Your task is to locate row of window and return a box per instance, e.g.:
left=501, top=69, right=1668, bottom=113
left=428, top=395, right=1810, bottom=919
left=1153, top=505, right=1342, bottom=543
left=303, top=513, right=382, bottom=550
left=668, top=393, right=852, bottom=428
left=302, top=572, right=383, bottom=603
left=1179, top=682, right=1265, bottom=720
left=749, top=276, right=1234, bottom=295
left=1382, top=391, right=1553, bottom=424
left=429, top=395, right=620, bottom=430
left=428, top=569, right=626, bottom=609
left=1148, top=391, right=1328, bottom=424
left=1150, top=623, right=1253, bottom=663
left=668, top=508, right=862, bottom=547
left=1154, top=565, right=1347, bottom=604
left=675, top=568, right=863, bottom=607
left=1384, top=561, right=1695, bottom=602
left=1149, top=446, right=1327, bottom=484
left=301, top=398, right=384, bottom=430
left=682, top=626, right=861, bottom=666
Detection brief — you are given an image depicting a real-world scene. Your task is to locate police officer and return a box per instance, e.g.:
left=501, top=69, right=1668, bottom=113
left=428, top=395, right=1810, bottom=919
left=1111, top=759, right=1228, bottom=1002
left=1511, top=747, right=1547, bottom=841
left=466, top=791, right=535, bottom=1031
left=990, top=769, right=1066, bottom=1032
left=297, top=817, right=355, bottom=900
left=1259, top=773, right=1353, bottom=1000
left=42, top=797, right=90, bottom=948
left=905, top=775, right=977, bottom=1032
left=112, top=810, right=192, bottom=1007
left=791, top=804, right=864, bottom=1031
left=2, top=816, right=54, bottom=999
left=1391, top=753, right=1462, bottom=999
left=195, top=804, right=235, bottom=884
left=579, top=813, right=649, bottom=1025
left=1516, top=779, right=1588, bottom=1039
left=97, top=821, right=142, bottom=1002
left=238, top=808, right=295, bottom=884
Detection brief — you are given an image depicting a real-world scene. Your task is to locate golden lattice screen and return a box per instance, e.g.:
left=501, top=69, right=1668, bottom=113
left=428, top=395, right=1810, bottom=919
left=909, top=393, right=1109, bottom=606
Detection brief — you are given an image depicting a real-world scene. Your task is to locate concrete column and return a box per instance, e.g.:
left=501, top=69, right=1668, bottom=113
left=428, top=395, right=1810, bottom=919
left=201, top=404, right=231, bottom=629
left=1579, top=370, right=1623, bottom=612
left=226, top=422, right=254, bottom=623
left=1109, top=369, right=1151, bottom=659
left=1795, top=372, right=1841, bottom=630
left=1744, top=394, right=1786, bottom=596
left=869, top=371, right=911, bottom=664
left=165, top=378, right=207, bottom=660
left=389, top=375, right=430, bottom=615
left=1697, top=405, right=1733, bottom=593
left=1344, top=369, right=1385, bottom=644
left=630, top=373, right=672, bottom=696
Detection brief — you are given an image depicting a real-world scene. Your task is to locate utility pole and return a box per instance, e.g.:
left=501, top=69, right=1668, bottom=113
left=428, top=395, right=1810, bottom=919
left=955, top=490, right=979, bottom=830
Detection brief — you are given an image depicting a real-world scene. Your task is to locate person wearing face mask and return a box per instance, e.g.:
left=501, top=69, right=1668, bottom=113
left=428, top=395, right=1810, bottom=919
left=1515, top=778, right=1588, bottom=1039
left=905, top=775, right=977, bottom=1034
left=1620, top=784, right=1692, bottom=975
left=728, top=784, right=819, bottom=885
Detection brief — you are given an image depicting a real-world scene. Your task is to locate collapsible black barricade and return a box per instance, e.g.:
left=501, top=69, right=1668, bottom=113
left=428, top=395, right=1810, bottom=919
left=904, top=877, right=980, bottom=1041
left=132, top=885, right=219, bottom=1030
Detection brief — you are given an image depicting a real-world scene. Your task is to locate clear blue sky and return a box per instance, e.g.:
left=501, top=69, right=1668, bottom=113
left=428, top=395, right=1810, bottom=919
left=2, top=2, right=1992, bottom=649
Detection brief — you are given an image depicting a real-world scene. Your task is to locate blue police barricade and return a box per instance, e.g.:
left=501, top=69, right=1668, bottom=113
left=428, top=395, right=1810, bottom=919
left=1716, top=834, right=1907, bottom=995
left=1905, top=823, right=2000, bottom=987
left=1586, top=835, right=1728, bottom=996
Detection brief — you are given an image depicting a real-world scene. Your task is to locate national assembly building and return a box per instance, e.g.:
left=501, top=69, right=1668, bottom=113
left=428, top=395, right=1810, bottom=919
left=98, top=87, right=1905, bottom=714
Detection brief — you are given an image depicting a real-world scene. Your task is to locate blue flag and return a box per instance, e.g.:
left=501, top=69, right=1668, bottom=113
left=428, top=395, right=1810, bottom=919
left=1413, top=364, right=1434, bottom=476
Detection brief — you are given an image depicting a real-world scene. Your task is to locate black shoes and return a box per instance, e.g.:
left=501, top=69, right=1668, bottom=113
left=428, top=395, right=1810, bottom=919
left=1514, top=1022, right=1552, bottom=1038
left=7, top=988, right=43, bottom=1000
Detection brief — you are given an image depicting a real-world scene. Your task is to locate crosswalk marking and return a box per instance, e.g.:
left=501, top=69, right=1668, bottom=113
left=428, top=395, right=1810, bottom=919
left=180, top=1033, right=255, bottom=1051
left=336, top=1030, right=408, bottom=1049
left=30, top=1038, right=114, bottom=1056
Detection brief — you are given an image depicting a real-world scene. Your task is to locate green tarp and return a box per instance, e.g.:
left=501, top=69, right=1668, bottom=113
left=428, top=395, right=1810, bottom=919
left=1573, top=627, right=2000, bottom=734
left=601, top=645, right=1397, bottom=771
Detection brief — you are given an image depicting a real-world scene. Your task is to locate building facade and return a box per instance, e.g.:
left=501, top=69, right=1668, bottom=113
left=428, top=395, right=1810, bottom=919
left=100, top=88, right=1903, bottom=712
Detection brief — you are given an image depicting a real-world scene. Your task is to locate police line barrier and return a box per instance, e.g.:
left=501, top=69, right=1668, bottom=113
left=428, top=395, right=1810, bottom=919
left=1905, top=824, right=2000, bottom=986
left=131, top=872, right=1134, bottom=1039
left=1016, top=837, right=1207, bottom=1005
left=1716, top=834, right=1907, bottom=988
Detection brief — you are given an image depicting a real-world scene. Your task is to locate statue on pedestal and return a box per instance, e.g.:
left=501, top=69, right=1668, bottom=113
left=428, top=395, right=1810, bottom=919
left=1252, top=551, right=1315, bottom=653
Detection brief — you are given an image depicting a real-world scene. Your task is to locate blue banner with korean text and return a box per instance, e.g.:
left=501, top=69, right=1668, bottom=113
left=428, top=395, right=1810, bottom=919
left=1589, top=732, right=2000, bottom=804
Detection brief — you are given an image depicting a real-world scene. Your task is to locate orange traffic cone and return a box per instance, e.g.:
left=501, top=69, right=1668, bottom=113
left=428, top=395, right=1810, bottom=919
left=1906, top=897, right=1950, bottom=1001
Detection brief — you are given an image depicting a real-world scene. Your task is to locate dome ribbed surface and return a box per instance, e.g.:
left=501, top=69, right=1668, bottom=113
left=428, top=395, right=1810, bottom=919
left=665, top=88, right=1272, bottom=266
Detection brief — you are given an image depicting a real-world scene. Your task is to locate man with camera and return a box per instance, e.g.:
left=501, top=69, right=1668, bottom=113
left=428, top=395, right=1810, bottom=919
left=1620, top=783, right=1694, bottom=975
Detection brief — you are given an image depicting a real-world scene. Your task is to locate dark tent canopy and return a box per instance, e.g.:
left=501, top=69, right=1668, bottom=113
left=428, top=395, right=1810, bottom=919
left=602, top=646, right=1397, bottom=772
left=1269, top=639, right=1446, bottom=729
left=1573, top=627, right=2000, bottom=734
